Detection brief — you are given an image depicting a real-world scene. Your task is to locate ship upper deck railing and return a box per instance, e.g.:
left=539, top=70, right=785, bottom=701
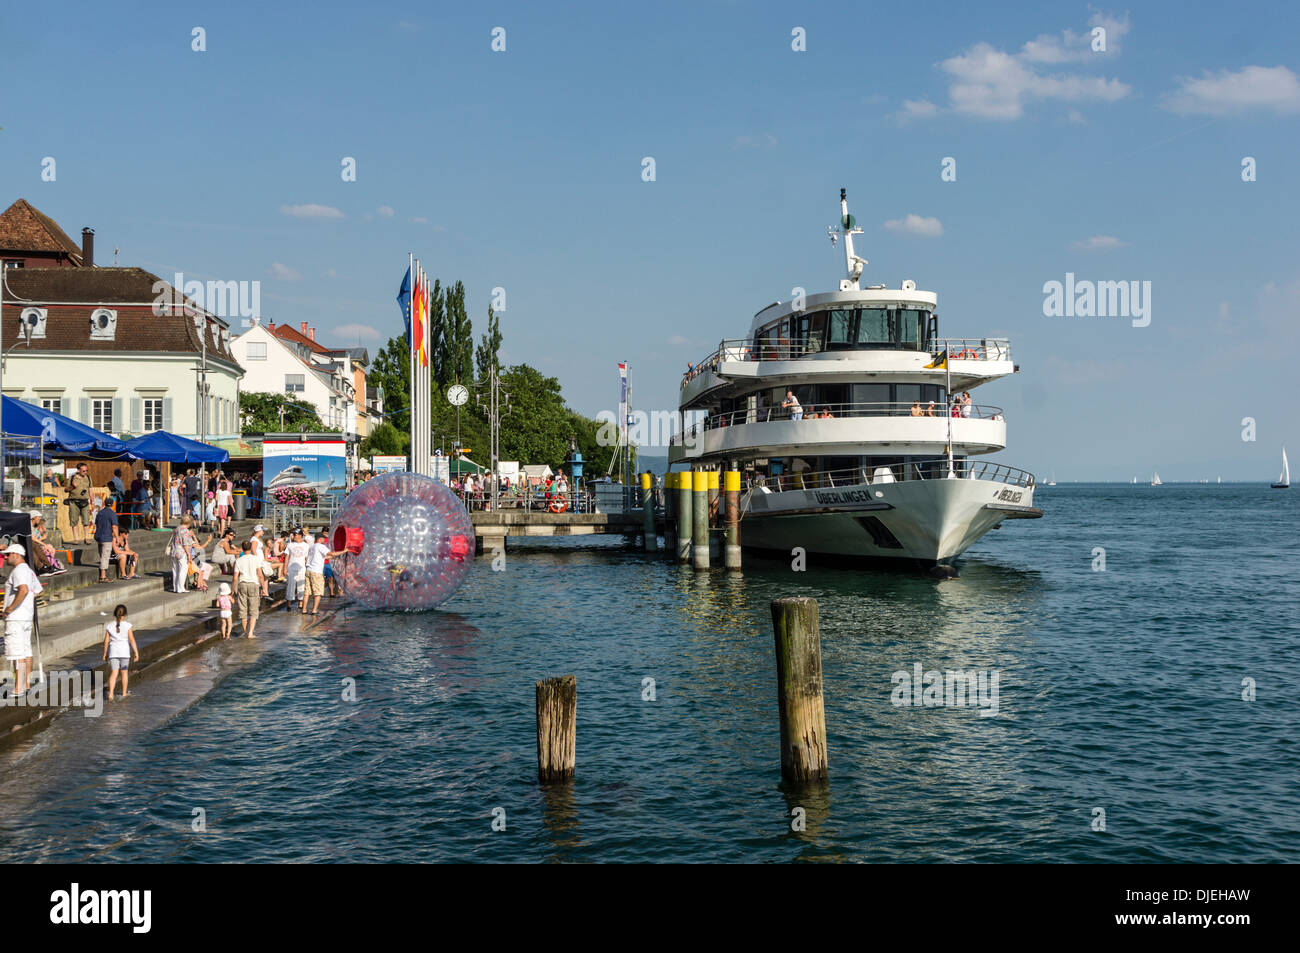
left=670, top=401, right=1005, bottom=446
left=744, top=457, right=1036, bottom=493
left=681, top=337, right=1013, bottom=387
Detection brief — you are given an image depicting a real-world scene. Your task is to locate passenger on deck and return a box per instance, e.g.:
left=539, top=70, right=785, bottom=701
left=911, top=400, right=924, bottom=417
left=782, top=390, right=803, bottom=421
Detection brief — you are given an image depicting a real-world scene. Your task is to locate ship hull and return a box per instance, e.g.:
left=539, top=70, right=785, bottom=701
left=741, top=475, right=1039, bottom=567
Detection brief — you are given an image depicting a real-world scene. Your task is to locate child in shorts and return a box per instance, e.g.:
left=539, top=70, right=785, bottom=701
left=101, top=604, right=139, bottom=700
left=217, top=582, right=233, bottom=639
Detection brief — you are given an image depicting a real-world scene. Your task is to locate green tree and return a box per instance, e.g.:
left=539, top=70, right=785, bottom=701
left=239, top=391, right=326, bottom=433
left=428, top=278, right=446, bottom=388
left=358, top=420, right=409, bottom=458
left=443, top=280, right=474, bottom=386
left=475, top=303, right=502, bottom=383
left=369, top=335, right=411, bottom=432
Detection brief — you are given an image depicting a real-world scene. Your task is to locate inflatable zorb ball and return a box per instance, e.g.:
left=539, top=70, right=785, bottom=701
left=329, top=472, right=474, bottom=611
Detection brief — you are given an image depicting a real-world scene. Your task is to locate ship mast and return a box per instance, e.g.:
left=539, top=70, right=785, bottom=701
left=829, top=187, right=867, bottom=291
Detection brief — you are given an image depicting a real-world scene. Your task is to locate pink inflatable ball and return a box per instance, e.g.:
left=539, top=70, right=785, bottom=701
left=328, top=472, right=474, bottom=611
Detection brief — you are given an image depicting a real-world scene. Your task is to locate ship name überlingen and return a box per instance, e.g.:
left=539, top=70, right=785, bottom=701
left=668, top=188, right=1043, bottom=573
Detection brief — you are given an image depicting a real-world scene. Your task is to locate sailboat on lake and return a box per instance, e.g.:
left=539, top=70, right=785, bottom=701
left=1151, top=471, right=1163, bottom=486
left=1272, top=448, right=1290, bottom=489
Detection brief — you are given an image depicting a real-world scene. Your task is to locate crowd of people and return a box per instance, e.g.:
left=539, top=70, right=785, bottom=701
left=449, top=470, right=576, bottom=511
left=164, top=519, right=345, bottom=638
left=167, top=469, right=261, bottom=529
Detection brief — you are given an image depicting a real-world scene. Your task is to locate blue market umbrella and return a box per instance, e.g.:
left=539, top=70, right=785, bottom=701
left=122, top=430, right=228, bottom=464
left=0, top=396, right=136, bottom=459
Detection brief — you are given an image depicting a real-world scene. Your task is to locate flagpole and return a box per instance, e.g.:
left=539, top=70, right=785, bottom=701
left=945, top=351, right=954, bottom=477
left=416, top=258, right=424, bottom=475
left=420, top=262, right=429, bottom=476
left=408, top=251, right=415, bottom=471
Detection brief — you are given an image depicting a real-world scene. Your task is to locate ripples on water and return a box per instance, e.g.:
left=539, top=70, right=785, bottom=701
left=0, top=485, right=1296, bottom=863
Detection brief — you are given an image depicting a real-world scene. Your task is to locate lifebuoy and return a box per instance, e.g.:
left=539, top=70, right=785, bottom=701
left=549, top=499, right=569, bottom=513
left=955, top=348, right=979, bottom=360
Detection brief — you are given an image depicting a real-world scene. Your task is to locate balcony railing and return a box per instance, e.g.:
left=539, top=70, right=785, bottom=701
left=747, top=457, right=1035, bottom=493
left=681, top=337, right=1013, bottom=386
left=670, top=401, right=1005, bottom=446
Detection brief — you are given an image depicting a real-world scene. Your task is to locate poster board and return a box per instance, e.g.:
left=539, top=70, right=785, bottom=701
left=263, top=436, right=347, bottom=504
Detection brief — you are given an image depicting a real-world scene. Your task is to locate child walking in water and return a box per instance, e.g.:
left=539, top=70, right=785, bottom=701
left=102, top=604, right=139, bottom=700
left=217, top=582, right=233, bottom=639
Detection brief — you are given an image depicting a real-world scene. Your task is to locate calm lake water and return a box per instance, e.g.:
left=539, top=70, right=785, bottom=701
left=1, top=484, right=1297, bottom=862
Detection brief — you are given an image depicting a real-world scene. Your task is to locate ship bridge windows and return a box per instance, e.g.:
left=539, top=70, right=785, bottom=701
left=760, top=306, right=930, bottom=353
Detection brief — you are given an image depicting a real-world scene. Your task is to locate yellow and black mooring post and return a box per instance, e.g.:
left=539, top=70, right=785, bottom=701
left=692, top=469, right=710, bottom=570
left=640, top=471, right=657, bottom=552
left=676, top=470, right=692, bottom=563
left=724, top=469, right=741, bottom=571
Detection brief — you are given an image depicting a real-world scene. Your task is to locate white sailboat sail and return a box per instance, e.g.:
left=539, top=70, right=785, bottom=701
left=1274, top=448, right=1290, bottom=488
left=1151, top=471, right=1162, bottom=486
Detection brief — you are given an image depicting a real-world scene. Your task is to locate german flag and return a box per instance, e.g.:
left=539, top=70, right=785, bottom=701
left=924, top=348, right=948, bottom=370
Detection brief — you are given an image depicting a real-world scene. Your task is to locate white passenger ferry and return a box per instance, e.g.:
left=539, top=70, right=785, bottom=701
left=668, top=189, right=1041, bottom=572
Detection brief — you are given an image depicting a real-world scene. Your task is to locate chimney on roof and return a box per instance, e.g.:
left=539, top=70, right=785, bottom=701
left=308, top=327, right=316, bottom=342
left=81, top=227, right=94, bottom=267
left=300, top=322, right=309, bottom=336
left=268, top=321, right=275, bottom=330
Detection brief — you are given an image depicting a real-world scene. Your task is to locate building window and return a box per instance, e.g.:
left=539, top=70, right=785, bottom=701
left=40, top=398, right=62, bottom=415
left=3, top=260, right=23, bottom=269
left=92, top=399, right=113, bottom=432
left=143, top=398, right=164, bottom=432
left=247, top=341, right=267, bottom=361
left=285, top=374, right=305, bottom=393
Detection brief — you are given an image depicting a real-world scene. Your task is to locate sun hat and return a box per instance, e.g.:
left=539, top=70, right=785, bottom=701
left=1, top=543, right=26, bottom=556
left=218, top=582, right=231, bottom=595
left=253, top=524, right=265, bottom=532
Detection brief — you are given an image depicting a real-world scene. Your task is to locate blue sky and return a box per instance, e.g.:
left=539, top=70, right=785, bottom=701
left=3, top=0, right=1297, bottom=480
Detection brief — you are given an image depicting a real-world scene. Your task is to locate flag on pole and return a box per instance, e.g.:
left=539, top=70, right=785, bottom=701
left=420, top=266, right=431, bottom=368
left=396, top=267, right=412, bottom=345
left=618, top=361, right=628, bottom=439
left=924, top=348, right=948, bottom=370
left=413, top=269, right=427, bottom=368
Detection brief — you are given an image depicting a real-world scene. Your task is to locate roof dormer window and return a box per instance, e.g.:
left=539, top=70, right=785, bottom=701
left=89, top=308, right=117, bottom=340
left=19, top=307, right=46, bottom=339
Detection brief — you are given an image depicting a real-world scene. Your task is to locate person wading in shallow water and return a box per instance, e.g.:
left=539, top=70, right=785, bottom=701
left=102, top=604, right=139, bottom=701
left=233, top=540, right=267, bottom=638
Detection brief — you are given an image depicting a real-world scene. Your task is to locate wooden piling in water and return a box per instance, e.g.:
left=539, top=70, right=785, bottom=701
left=770, top=597, right=828, bottom=783
left=724, top=469, right=741, bottom=571
left=692, top=469, right=710, bottom=569
left=676, top=471, right=693, bottom=562
left=536, top=675, right=577, bottom=783
left=640, top=472, right=657, bottom=552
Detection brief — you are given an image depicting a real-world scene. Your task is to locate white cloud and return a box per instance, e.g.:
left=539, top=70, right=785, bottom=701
left=280, top=203, right=345, bottom=220
left=669, top=335, right=690, bottom=346
left=884, top=214, right=944, bottom=238
left=919, top=13, right=1130, bottom=121
left=734, top=133, right=778, bottom=148
left=942, top=42, right=1130, bottom=119
left=377, top=205, right=395, bottom=218
left=1071, top=235, right=1129, bottom=251
left=326, top=268, right=339, bottom=279
left=333, top=323, right=383, bottom=342
left=897, top=99, right=939, bottom=120
left=1163, top=65, right=1300, bottom=116
left=1067, top=109, right=1087, bottom=124
left=1022, top=11, right=1130, bottom=63
left=410, top=216, right=430, bottom=224
left=269, top=262, right=303, bottom=280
